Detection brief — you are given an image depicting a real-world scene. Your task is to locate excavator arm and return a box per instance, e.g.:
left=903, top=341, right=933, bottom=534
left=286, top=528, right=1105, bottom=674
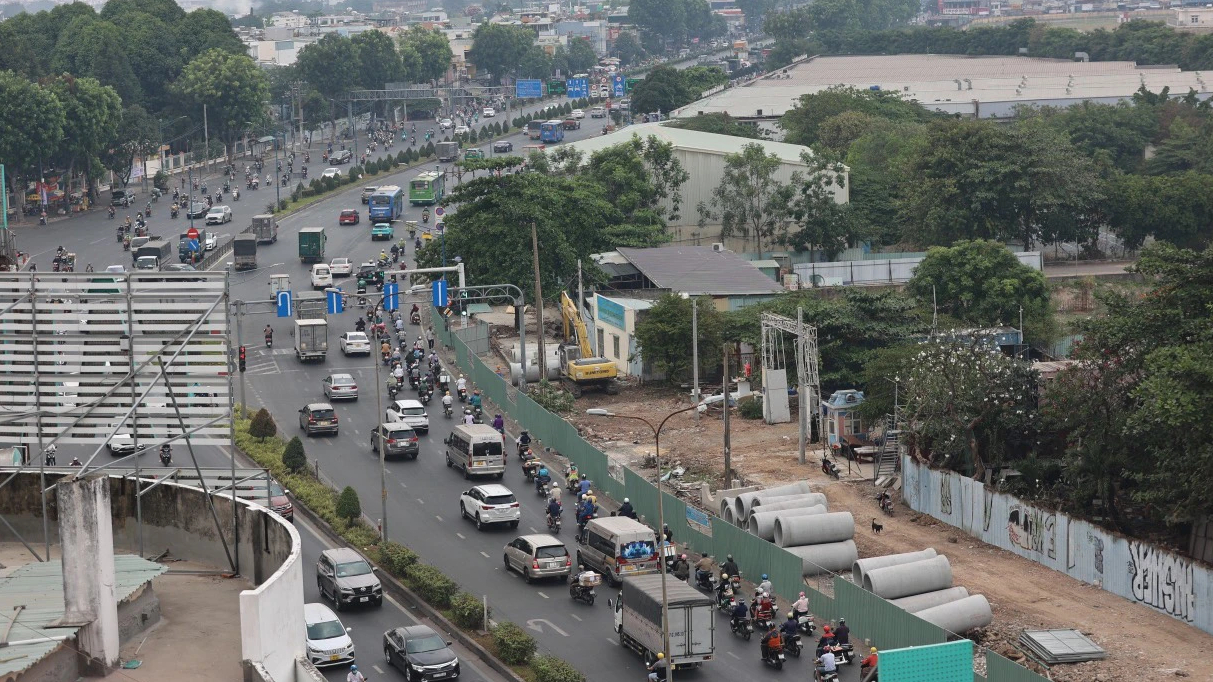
left=560, top=291, right=595, bottom=359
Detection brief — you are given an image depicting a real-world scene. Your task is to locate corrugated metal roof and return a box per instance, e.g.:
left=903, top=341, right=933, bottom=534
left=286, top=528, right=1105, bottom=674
left=563, top=122, right=822, bottom=166
left=599, top=295, right=653, bottom=310
left=0, top=555, right=165, bottom=677
left=617, top=246, right=785, bottom=296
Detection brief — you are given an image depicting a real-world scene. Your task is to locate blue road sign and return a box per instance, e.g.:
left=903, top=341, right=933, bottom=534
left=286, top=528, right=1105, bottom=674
left=567, top=78, right=588, bottom=98
left=185, top=239, right=200, bottom=252
left=326, top=288, right=344, bottom=315
left=432, top=280, right=448, bottom=308
left=612, top=74, right=625, bottom=98
left=516, top=79, right=544, bottom=99
left=383, top=281, right=400, bottom=311
left=276, top=290, right=293, bottom=318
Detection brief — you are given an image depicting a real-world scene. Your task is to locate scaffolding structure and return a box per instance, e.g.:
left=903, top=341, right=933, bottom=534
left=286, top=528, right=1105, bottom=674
left=760, top=311, right=823, bottom=464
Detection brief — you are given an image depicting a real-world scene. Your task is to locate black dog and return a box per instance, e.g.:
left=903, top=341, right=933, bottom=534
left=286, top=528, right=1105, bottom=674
left=871, top=518, right=883, bottom=534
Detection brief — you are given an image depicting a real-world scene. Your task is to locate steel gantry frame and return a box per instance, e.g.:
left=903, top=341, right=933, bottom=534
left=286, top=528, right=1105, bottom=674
left=760, top=311, right=823, bottom=464
left=0, top=271, right=246, bottom=573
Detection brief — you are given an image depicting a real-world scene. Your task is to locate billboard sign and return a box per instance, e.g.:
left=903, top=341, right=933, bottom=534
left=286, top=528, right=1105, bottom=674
left=516, top=79, right=544, bottom=98
left=567, top=78, right=589, bottom=98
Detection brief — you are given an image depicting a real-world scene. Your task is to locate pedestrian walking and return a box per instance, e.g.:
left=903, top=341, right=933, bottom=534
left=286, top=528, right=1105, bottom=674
left=426, top=329, right=435, bottom=350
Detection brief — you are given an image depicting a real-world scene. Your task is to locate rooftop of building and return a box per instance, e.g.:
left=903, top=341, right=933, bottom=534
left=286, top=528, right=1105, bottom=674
left=671, top=53, right=1211, bottom=119
left=612, top=246, right=785, bottom=296
left=562, top=122, right=821, bottom=166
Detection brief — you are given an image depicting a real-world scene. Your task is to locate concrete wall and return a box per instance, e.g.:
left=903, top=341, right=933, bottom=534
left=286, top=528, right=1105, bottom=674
left=0, top=472, right=304, bottom=682
left=903, top=455, right=1213, bottom=637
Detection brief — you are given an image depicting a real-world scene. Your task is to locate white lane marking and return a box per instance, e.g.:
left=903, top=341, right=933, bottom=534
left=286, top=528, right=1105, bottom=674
left=434, top=515, right=443, bottom=522
left=569, top=613, right=582, bottom=622
left=399, top=482, right=407, bottom=489
left=479, top=551, right=490, bottom=558
left=537, top=591, right=549, bottom=599
left=727, top=651, right=741, bottom=660
left=373, top=665, right=385, bottom=674
left=529, top=526, right=538, bottom=533
left=605, top=637, right=618, bottom=646
left=455, top=532, right=465, bottom=539
left=417, top=498, right=424, bottom=504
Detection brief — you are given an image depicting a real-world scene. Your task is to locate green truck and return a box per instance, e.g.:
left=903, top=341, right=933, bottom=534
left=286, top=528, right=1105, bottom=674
left=298, top=227, right=326, bottom=263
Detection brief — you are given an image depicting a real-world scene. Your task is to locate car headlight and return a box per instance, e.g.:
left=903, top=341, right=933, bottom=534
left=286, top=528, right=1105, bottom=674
left=340, top=587, right=354, bottom=594
left=410, top=662, right=424, bottom=671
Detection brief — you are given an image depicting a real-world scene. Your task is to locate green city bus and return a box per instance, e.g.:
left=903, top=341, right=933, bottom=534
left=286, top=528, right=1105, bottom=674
left=408, top=171, right=445, bottom=206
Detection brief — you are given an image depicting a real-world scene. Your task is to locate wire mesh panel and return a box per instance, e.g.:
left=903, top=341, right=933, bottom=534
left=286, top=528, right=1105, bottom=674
left=881, top=641, right=973, bottom=682
left=0, top=272, right=230, bottom=445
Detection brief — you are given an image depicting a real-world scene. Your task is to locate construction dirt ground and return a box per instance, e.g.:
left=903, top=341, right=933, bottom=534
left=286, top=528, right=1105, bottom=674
left=567, top=384, right=1213, bottom=682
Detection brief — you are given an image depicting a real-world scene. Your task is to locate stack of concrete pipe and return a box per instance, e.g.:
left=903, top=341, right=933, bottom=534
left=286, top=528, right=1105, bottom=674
left=732, top=482, right=813, bottom=521
left=858, top=553, right=993, bottom=632
left=774, top=511, right=858, bottom=577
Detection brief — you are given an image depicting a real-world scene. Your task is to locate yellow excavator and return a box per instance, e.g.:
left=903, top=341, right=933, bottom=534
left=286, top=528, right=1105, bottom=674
left=559, top=291, right=619, bottom=397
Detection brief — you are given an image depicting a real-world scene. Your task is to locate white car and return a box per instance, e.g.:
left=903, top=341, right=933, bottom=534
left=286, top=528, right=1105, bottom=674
left=204, top=205, right=232, bottom=225
left=310, top=263, right=333, bottom=289
left=321, top=167, right=341, bottom=179
left=385, top=399, right=429, bottom=433
left=590, top=107, right=606, bottom=118
left=304, top=603, right=354, bottom=668
left=571, top=109, right=585, bottom=119
left=204, top=233, right=218, bottom=251
left=329, top=257, right=352, bottom=277
left=339, top=331, right=371, bottom=356
left=105, top=264, right=126, bottom=273
left=483, top=107, right=495, bottom=117
left=439, top=118, right=453, bottom=130
left=459, top=484, right=521, bottom=530
left=454, top=125, right=470, bottom=136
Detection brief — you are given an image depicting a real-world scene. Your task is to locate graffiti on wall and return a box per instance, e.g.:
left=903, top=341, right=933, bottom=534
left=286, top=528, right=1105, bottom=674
left=940, top=473, right=953, bottom=516
left=1090, top=532, right=1105, bottom=576
left=1007, top=503, right=1056, bottom=559
left=1128, top=542, right=1196, bottom=622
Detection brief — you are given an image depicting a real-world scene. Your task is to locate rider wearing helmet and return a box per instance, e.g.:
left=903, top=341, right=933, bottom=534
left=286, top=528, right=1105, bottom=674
left=647, top=652, right=667, bottom=682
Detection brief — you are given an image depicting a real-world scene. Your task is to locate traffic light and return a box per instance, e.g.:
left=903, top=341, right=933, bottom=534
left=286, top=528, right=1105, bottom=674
left=238, top=345, right=246, bottom=373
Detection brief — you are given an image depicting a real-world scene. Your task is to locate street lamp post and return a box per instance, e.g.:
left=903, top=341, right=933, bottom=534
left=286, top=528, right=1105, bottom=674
left=586, top=404, right=700, bottom=682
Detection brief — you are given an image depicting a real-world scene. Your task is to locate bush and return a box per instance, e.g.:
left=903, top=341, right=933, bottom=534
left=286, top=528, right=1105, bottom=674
left=335, top=486, right=362, bottom=524
left=532, top=655, right=585, bottom=682
left=491, top=622, right=536, bottom=665
left=379, top=541, right=419, bottom=576
left=278, top=198, right=288, bottom=211
left=408, top=564, right=459, bottom=608
left=282, top=435, right=307, bottom=472
left=397, top=150, right=407, bottom=164
left=737, top=395, right=764, bottom=420
left=450, top=591, right=489, bottom=630
left=310, top=178, right=322, bottom=191
left=153, top=170, right=169, bottom=191
left=529, top=380, right=574, bottom=415
left=348, top=166, right=360, bottom=181
left=248, top=408, right=277, bottom=440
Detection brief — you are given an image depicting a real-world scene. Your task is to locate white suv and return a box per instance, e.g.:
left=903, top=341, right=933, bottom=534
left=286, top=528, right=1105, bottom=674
left=386, top=399, right=429, bottom=433
left=304, top=602, right=354, bottom=667
left=460, top=484, right=520, bottom=530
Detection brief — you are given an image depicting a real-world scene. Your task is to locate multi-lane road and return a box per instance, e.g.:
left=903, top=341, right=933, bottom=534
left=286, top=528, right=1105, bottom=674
left=15, top=102, right=865, bottom=682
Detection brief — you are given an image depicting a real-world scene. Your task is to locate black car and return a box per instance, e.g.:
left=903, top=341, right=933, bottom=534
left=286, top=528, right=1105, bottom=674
left=186, top=202, right=209, bottom=219
left=331, top=149, right=353, bottom=164
left=110, top=189, right=134, bottom=206
left=492, top=140, right=513, bottom=153
left=356, top=263, right=384, bottom=286
left=383, top=625, right=460, bottom=681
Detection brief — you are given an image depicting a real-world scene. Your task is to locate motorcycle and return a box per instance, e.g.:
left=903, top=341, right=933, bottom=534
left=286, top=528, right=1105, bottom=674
left=443, top=403, right=453, bottom=419
left=521, top=457, right=539, bottom=484
left=171, top=206, right=179, bottom=218
left=569, top=576, right=596, bottom=605
left=388, top=382, right=400, bottom=399
left=265, top=333, right=273, bottom=348
left=762, top=644, right=786, bottom=670
left=107, top=207, right=115, bottom=219
left=535, top=475, right=551, bottom=497
left=877, top=491, right=894, bottom=515
left=233, top=189, right=240, bottom=201
left=797, top=613, right=817, bottom=636
left=694, top=571, right=716, bottom=592
left=420, top=390, right=432, bottom=405
left=754, top=611, right=775, bottom=632
left=457, top=387, right=467, bottom=403
left=546, top=511, right=561, bottom=533
left=729, top=615, right=753, bottom=641
left=410, top=311, right=421, bottom=325
left=716, top=591, right=735, bottom=613
left=159, top=445, right=172, bottom=467
left=786, top=633, right=803, bottom=658
left=821, top=457, right=841, bottom=480
left=816, top=670, right=840, bottom=682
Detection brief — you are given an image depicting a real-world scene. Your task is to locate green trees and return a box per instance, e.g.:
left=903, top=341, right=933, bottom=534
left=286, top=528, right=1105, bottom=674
left=47, top=75, right=122, bottom=202
left=0, top=71, right=64, bottom=219
left=629, top=0, right=719, bottom=51
left=352, top=30, right=404, bottom=90
left=629, top=65, right=727, bottom=119
left=781, top=86, right=933, bottom=147
left=296, top=35, right=359, bottom=141
left=907, top=240, right=1052, bottom=341
left=249, top=408, right=278, bottom=441
left=611, top=32, right=646, bottom=67
left=708, top=142, right=792, bottom=258
left=468, top=23, right=533, bottom=84
left=634, top=294, right=723, bottom=383
left=282, top=435, right=307, bottom=473
left=398, top=26, right=453, bottom=83
left=335, top=486, right=362, bottom=524
left=564, top=37, right=598, bottom=74
left=102, top=104, right=159, bottom=189
left=781, top=153, right=856, bottom=260
left=518, top=46, right=553, bottom=80
left=174, top=49, right=269, bottom=157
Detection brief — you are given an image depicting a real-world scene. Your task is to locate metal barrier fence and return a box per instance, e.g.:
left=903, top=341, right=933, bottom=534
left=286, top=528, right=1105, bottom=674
left=432, top=310, right=1047, bottom=682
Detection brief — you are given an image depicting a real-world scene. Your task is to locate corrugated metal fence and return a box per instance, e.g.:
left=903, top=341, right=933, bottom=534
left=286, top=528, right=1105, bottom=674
left=433, top=310, right=1047, bottom=682
left=903, top=455, right=1213, bottom=638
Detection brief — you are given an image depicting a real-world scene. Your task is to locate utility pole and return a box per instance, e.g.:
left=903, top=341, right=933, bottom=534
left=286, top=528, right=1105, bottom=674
left=722, top=345, right=732, bottom=487
left=692, top=298, right=700, bottom=424
left=531, top=222, right=546, bottom=382
left=796, top=306, right=806, bottom=465
left=237, top=301, right=246, bottom=413
left=203, top=104, right=210, bottom=173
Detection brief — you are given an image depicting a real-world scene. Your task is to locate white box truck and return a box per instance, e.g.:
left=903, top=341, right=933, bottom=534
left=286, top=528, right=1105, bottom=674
left=294, top=318, right=328, bottom=361
left=610, top=575, right=714, bottom=669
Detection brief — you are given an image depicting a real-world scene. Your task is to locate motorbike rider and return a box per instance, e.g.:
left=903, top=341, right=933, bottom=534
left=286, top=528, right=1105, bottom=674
left=860, top=647, right=879, bottom=678
left=44, top=444, right=57, bottom=466
left=672, top=553, right=690, bottom=581
left=578, top=474, right=592, bottom=497
left=442, top=390, right=453, bottom=413
left=792, top=591, right=810, bottom=621
left=817, top=626, right=839, bottom=657
left=781, top=612, right=800, bottom=640
left=834, top=618, right=850, bottom=646
left=535, top=465, right=552, bottom=491
left=694, top=554, right=715, bottom=586
left=761, top=623, right=783, bottom=661
left=491, top=413, right=504, bottom=433
left=462, top=409, right=475, bottom=425
left=752, top=591, right=774, bottom=622
left=456, top=374, right=467, bottom=397
left=264, top=325, right=273, bottom=345
left=758, top=574, right=773, bottom=595
left=730, top=596, right=749, bottom=630
left=816, top=647, right=838, bottom=681
left=517, top=429, right=532, bottom=454
left=716, top=573, right=732, bottom=603
left=546, top=497, right=562, bottom=526
left=618, top=498, right=636, bottom=519
left=347, top=664, right=367, bottom=682
left=469, top=389, right=482, bottom=411
left=355, top=317, right=366, bottom=332
left=646, top=652, right=667, bottom=682
left=721, top=554, right=740, bottom=581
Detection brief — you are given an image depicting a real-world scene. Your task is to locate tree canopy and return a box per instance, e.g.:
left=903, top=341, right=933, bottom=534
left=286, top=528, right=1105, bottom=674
left=173, top=49, right=269, bottom=152
left=468, top=23, right=533, bottom=84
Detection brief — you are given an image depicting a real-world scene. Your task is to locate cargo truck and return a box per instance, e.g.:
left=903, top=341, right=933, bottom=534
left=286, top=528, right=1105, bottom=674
left=298, top=227, right=326, bottom=263
left=133, top=239, right=173, bottom=271
left=232, top=234, right=257, bottom=271
left=294, top=318, right=328, bottom=361
left=436, top=141, right=460, bottom=162
left=293, top=291, right=327, bottom=321
left=251, top=214, right=278, bottom=244
left=610, top=575, right=714, bottom=670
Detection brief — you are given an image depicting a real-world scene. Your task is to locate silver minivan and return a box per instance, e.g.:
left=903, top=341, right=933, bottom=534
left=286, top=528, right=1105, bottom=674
left=444, top=424, right=505, bottom=479
left=504, top=534, right=571, bottom=583
left=576, top=516, right=659, bottom=586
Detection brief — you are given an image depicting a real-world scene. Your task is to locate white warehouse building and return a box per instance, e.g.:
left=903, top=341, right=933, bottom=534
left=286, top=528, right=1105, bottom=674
left=561, top=123, right=849, bottom=254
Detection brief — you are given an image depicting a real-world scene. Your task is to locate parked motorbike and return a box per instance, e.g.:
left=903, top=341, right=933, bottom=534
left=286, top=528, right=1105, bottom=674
left=877, top=491, right=894, bottom=515
left=821, top=457, right=841, bottom=480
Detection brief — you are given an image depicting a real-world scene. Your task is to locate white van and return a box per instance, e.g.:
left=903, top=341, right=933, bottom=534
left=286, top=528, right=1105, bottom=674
left=443, top=424, right=505, bottom=479
left=310, top=263, right=333, bottom=289
left=576, top=516, right=660, bottom=586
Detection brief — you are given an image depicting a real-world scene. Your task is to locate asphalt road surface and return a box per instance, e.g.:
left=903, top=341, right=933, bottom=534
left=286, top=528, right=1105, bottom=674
left=19, top=102, right=866, bottom=682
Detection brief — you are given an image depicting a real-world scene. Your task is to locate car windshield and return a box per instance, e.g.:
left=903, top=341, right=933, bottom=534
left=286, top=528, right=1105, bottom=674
left=307, top=620, right=346, bottom=640
left=536, top=545, right=568, bottom=559
left=270, top=482, right=286, bottom=497
left=404, top=635, right=447, bottom=654
left=309, top=408, right=335, bottom=419
left=335, top=560, right=372, bottom=577
left=485, top=494, right=515, bottom=506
